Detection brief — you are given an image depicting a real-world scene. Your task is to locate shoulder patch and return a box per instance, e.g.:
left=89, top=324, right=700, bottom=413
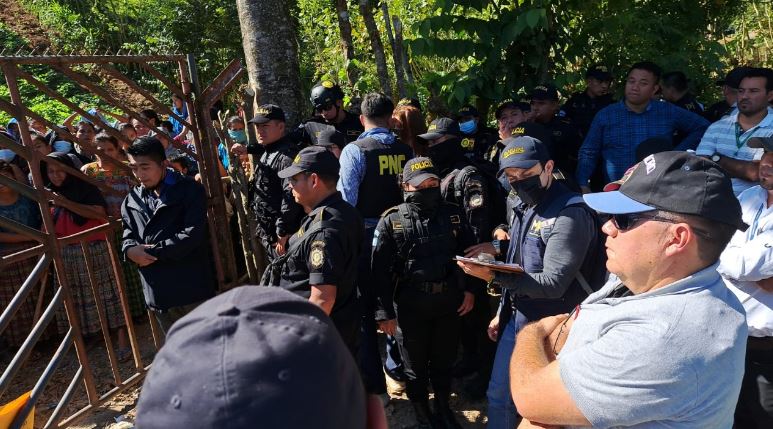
left=310, top=241, right=325, bottom=269
left=469, top=194, right=483, bottom=208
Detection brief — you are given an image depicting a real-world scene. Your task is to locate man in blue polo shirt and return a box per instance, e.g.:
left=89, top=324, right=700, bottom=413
left=696, top=67, right=773, bottom=196
left=576, top=61, right=709, bottom=192
left=511, top=151, right=748, bottom=428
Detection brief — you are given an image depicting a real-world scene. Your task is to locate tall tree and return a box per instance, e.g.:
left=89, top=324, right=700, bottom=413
left=359, top=0, right=393, bottom=97
left=381, top=2, right=407, bottom=98
left=334, top=0, right=358, bottom=87
left=236, top=0, right=305, bottom=126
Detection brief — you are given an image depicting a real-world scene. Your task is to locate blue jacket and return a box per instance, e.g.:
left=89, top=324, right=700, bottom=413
left=121, top=171, right=216, bottom=311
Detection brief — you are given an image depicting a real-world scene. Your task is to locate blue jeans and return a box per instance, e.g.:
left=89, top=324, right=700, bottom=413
left=487, top=311, right=527, bottom=429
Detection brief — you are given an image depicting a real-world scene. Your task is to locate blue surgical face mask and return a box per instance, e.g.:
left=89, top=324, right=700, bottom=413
left=53, top=141, right=73, bottom=153
left=459, top=119, right=477, bottom=135
left=0, top=149, right=15, bottom=162
left=228, top=129, right=247, bottom=144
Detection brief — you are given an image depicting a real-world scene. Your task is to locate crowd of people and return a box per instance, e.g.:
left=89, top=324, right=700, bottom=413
left=1, top=60, right=772, bottom=429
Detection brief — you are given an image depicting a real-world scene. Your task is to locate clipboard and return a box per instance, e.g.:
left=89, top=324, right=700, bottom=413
left=454, top=256, right=524, bottom=273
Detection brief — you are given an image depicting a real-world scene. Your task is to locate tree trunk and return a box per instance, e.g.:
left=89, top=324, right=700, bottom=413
left=236, top=0, right=305, bottom=127
left=359, top=0, right=393, bottom=97
left=393, top=16, right=414, bottom=84
left=334, top=0, right=358, bottom=87
left=380, top=2, right=407, bottom=98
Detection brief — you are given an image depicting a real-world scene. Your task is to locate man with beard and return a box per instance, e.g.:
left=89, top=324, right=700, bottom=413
left=697, top=67, right=773, bottom=196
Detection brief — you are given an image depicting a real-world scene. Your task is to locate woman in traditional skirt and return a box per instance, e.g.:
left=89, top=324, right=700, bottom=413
left=0, top=161, right=42, bottom=350
left=82, top=133, right=145, bottom=319
left=42, top=152, right=128, bottom=355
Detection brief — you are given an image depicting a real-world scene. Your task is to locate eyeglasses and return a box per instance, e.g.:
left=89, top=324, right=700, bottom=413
left=315, top=103, right=335, bottom=113
left=609, top=213, right=712, bottom=239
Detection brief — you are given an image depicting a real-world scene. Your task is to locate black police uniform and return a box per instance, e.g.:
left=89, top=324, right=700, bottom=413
left=672, top=93, right=704, bottom=114
left=290, top=111, right=364, bottom=146
left=248, top=135, right=304, bottom=260
left=704, top=100, right=734, bottom=123
left=372, top=201, right=474, bottom=422
left=460, top=126, right=498, bottom=162
left=538, top=116, right=584, bottom=177
left=562, top=91, right=614, bottom=135
left=277, top=192, right=364, bottom=353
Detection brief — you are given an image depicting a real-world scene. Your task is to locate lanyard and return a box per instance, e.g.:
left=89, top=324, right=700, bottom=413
left=735, top=122, right=759, bottom=150
left=746, top=202, right=765, bottom=241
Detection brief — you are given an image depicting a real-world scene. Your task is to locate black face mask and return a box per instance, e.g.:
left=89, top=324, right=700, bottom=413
left=404, top=187, right=443, bottom=215
left=510, top=172, right=547, bottom=206
left=427, top=139, right=462, bottom=169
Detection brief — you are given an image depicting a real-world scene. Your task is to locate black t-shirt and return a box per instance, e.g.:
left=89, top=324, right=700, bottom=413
left=291, top=111, right=364, bottom=146
left=279, top=192, right=364, bottom=338
left=562, top=91, right=615, bottom=134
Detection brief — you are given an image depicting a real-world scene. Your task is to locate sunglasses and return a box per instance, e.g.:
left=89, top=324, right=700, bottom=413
left=315, top=103, right=335, bottom=113
left=608, top=213, right=712, bottom=239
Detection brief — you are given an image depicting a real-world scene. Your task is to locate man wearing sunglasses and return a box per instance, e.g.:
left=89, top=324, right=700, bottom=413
left=510, top=151, right=748, bottom=429
left=290, top=81, right=364, bottom=146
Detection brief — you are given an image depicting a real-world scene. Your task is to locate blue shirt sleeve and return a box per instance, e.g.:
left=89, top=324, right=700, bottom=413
left=672, top=105, right=710, bottom=151
left=576, top=113, right=605, bottom=186
left=337, top=143, right=366, bottom=206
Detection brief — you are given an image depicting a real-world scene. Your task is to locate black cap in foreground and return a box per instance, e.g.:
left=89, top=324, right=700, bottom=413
left=248, top=104, right=286, bottom=124
left=584, top=151, right=746, bottom=230
left=418, top=117, right=461, bottom=140
left=497, top=136, right=551, bottom=176
left=278, top=146, right=340, bottom=178
left=402, top=157, right=440, bottom=187
left=135, top=286, right=366, bottom=429
left=530, top=84, right=559, bottom=101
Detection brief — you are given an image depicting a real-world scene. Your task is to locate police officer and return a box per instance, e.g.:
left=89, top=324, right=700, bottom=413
left=230, top=104, right=303, bottom=261
left=661, top=71, right=704, bottom=114
left=562, top=64, right=615, bottom=134
left=338, top=92, right=413, bottom=396
left=316, top=128, right=347, bottom=159
left=372, top=157, right=475, bottom=429
left=704, top=66, right=751, bottom=123
left=458, top=136, right=606, bottom=429
left=457, top=104, right=498, bottom=161
left=418, top=117, right=504, bottom=396
left=530, top=84, right=584, bottom=177
left=486, top=101, right=532, bottom=164
left=269, top=146, right=364, bottom=353
left=291, top=81, right=364, bottom=146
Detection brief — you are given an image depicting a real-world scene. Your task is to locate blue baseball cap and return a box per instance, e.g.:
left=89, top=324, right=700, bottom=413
left=497, top=136, right=551, bottom=176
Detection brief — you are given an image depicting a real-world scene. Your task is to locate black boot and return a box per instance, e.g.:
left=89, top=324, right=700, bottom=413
left=434, top=395, right=463, bottom=429
left=411, top=401, right=434, bottom=429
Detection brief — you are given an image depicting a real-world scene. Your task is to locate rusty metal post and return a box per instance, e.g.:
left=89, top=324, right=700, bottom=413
left=1, top=62, right=100, bottom=404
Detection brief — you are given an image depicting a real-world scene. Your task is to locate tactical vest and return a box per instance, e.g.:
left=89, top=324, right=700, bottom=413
left=354, top=137, right=412, bottom=218
left=505, top=183, right=606, bottom=320
left=250, top=140, right=296, bottom=245
left=388, top=203, right=463, bottom=284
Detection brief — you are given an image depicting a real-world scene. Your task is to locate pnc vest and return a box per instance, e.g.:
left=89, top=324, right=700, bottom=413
left=354, top=137, right=412, bottom=218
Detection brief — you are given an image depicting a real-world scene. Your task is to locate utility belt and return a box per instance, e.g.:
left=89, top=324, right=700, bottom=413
left=411, top=281, right=452, bottom=294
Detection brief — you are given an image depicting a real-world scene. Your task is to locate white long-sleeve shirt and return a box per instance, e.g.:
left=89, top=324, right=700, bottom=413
left=718, top=185, right=773, bottom=337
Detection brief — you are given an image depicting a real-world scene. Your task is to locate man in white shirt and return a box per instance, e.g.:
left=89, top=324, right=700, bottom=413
left=718, top=136, right=773, bottom=428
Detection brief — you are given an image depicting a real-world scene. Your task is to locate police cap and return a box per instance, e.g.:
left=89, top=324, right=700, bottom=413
left=402, top=157, right=440, bottom=187
left=497, top=136, right=551, bottom=176
left=586, top=64, right=612, bottom=81
left=248, top=104, right=286, bottom=124
left=417, top=117, right=461, bottom=140
left=278, top=146, right=340, bottom=178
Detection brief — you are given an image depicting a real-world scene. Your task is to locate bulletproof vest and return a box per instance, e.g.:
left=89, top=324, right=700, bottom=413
left=440, top=160, right=507, bottom=240
left=389, top=203, right=463, bottom=284
left=506, top=182, right=606, bottom=320
left=354, top=137, right=412, bottom=218
left=250, top=139, right=296, bottom=245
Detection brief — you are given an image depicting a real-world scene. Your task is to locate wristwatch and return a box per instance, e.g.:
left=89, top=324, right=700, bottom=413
left=711, top=153, right=722, bottom=163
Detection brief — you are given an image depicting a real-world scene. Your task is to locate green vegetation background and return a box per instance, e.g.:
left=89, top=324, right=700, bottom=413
left=2, top=0, right=773, bottom=126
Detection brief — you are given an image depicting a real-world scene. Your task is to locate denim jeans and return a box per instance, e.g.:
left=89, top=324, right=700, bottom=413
left=487, top=311, right=527, bottom=429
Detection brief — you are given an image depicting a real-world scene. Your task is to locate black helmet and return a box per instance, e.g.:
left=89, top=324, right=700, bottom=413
left=310, top=81, right=345, bottom=110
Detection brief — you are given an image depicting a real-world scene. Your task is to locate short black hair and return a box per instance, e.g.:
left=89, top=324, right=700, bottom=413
left=160, top=120, right=174, bottom=134
left=140, top=109, right=160, bottom=124
left=118, top=122, right=135, bottom=132
left=628, top=61, right=662, bottom=82
left=95, top=132, right=118, bottom=147
left=315, top=172, right=340, bottom=188
left=127, top=136, right=166, bottom=164
left=740, top=67, right=773, bottom=92
left=168, top=153, right=190, bottom=170
left=226, top=116, right=243, bottom=128
left=661, top=71, right=689, bottom=92
left=360, top=93, right=394, bottom=121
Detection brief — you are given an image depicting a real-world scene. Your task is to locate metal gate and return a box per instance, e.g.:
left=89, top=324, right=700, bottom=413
left=0, top=53, right=245, bottom=427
